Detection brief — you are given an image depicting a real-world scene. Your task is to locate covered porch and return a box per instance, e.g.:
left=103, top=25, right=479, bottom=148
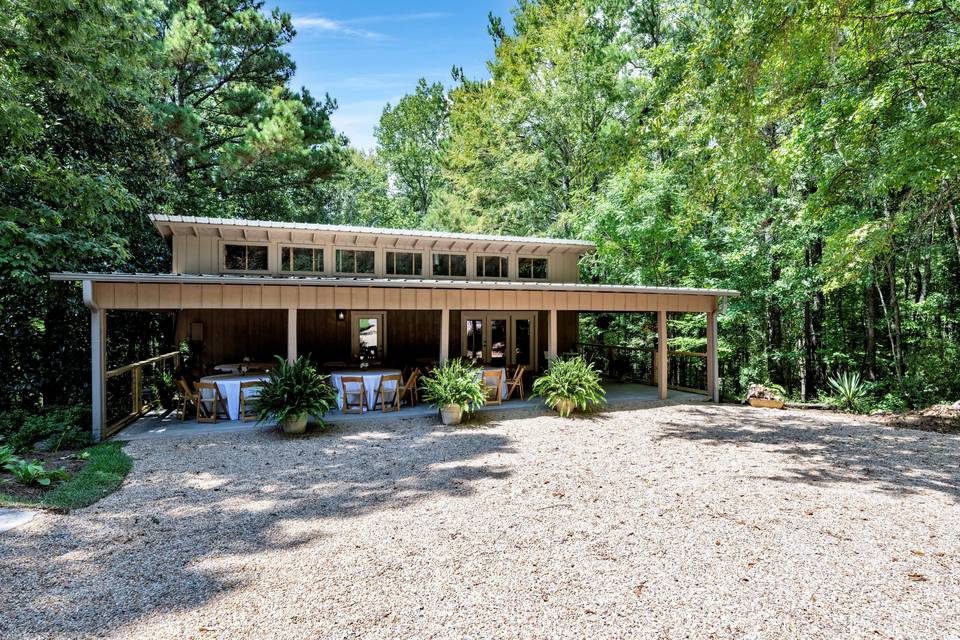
left=51, top=273, right=737, bottom=441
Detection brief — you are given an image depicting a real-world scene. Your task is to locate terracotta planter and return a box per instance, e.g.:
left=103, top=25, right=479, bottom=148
left=440, top=404, right=463, bottom=425
left=748, top=398, right=784, bottom=409
left=280, top=413, right=309, bottom=434
left=554, top=398, right=576, bottom=417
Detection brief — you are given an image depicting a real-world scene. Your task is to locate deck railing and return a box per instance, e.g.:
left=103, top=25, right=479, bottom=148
left=104, top=351, right=180, bottom=437
left=576, top=342, right=707, bottom=395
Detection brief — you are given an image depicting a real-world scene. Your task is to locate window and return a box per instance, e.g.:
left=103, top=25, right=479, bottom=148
left=431, top=253, right=467, bottom=277
left=336, top=249, right=375, bottom=274
left=518, top=257, right=548, bottom=279
left=281, top=246, right=323, bottom=273
left=223, top=244, right=268, bottom=271
left=476, top=255, right=509, bottom=278
left=385, top=251, right=423, bottom=276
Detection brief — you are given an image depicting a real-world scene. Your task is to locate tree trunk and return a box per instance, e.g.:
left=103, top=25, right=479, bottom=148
left=802, top=238, right=825, bottom=399
left=864, top=278, right=878, bottom=381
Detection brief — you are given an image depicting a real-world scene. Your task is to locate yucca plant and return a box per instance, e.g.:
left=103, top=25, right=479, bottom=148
left=827, top=371, right=867, bottom=412
left=532, top=356, right=606, bottom=417
left=256, top=355, right=337, bottom=432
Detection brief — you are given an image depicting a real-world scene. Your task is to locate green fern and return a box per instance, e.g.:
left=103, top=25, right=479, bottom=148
left=532, top=356, right=606, bottom=417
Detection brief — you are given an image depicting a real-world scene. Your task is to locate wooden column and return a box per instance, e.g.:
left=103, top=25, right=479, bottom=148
left=707, top=310, right=719, bottom=402
left=287, top=308, right=297, bottom=363
left=439, top=307, right=450, bottom=363
left=547, top=308, right=558, bottom=363
left=657, top=309, right=668, bottom=400
left=85, top=281, right=106, bottom=443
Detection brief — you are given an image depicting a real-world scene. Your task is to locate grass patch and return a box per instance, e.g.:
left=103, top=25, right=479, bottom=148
left=0, top=442, right=132, bottom=512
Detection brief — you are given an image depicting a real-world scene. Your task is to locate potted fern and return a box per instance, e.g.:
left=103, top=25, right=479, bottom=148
left=532, top=356, right=606, bottom=417
left=420, top=359, right=485, bottom=425
left=256, top=356, right=337, bottom=434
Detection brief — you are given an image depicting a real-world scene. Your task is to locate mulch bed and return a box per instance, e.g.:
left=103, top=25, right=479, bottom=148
left=0, top=449, right=89, bottom=503
left=871, top=404, right=960, bottom=434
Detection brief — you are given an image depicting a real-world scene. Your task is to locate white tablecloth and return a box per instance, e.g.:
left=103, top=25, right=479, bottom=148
left=478, top=367, right=509, bottom=400
left=330, top=369, right=402, bottom=411
left=213, top=362, right=273, bottom=374
left=199, top=374, right=269, bottom=420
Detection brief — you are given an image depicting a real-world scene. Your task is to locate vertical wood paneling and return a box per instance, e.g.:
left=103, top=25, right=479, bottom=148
left=201, top=285, right=222, bottom=308
left=158, top=284, right=180, bottom=308
left=222, top=286, right=243, bottom=308
left=262, top=285, right=281, bottom=308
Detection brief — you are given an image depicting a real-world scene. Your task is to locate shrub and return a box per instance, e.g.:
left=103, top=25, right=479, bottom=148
left=827, top=371, right=868, bottom=412
left=255, top=355, right=337, bottom=427
left=0, top=406, right=90, bottom=453
left=420, top=359, right=486, bottom=413
left=148, top=369, right=178, bottom=411
left=0, top=445, right=21, bottom=467
left=5, top=459, right=69, bottom=487
left=532, top=356, right=606, bottom=417
left=745, top=383, right=786, bottom=402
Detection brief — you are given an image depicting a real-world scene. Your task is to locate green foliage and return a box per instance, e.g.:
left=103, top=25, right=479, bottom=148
left=827, top=372, right=869, bottom=412
left=0, top=446, right=21, bottom=468
left=4, top=459, right=69, bottom=487
left=420, top=359, right=486, bottom=413
left=1, top=442, right=133, bottom=510
left=148, top=369, right=178, bottom=411
left=40, top=443, right=132, bottom=510
left=376, top=78, right=450, bottom=216
left=532, top=356, right=606, bottom=417
left=255, top=356, right=337, bottom=427
left=0, top=406, right=91, bottom=453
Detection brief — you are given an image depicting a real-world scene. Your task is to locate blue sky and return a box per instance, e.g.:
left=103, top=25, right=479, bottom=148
left=269, top=1, right=515, bottom=150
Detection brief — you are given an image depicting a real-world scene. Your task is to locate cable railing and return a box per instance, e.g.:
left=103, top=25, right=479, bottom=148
left=104, top=351, right=180, bottom=437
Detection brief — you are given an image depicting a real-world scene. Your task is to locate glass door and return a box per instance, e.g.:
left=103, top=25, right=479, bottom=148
left=488, top=316, right=508, bottom=367
left=463, top=316, right=484, bottom=362
left=351, top=311, right=386, bottom=363
left=511, top=314, right=535, bottom=370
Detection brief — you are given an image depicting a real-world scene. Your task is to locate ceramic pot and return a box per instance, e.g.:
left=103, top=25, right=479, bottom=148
left=555, top=398, right=576, bottom=417
left=281, top=413, right=309, bottom=434
left=440, top=404, right=463, bottom=425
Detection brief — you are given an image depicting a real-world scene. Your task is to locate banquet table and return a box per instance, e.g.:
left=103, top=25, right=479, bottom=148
left=199, top=373, right=269, bottom=420
left=478, top=367, right=509, bottom=400
left=330, top=369, right=403, bottom=411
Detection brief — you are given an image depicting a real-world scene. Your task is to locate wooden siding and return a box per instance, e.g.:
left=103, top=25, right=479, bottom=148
left=174, top=309, right=287, bottom=367
left=171, top=233, right=583, bottom=283
left=387, top=310, right=441, bottom=364
left=96, top=282, right=719, bottom=314
left=557, top=311, right=579, bottom=354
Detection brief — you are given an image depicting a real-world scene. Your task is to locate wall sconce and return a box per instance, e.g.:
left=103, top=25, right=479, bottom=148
left=336, top=310, right=346, bottom=321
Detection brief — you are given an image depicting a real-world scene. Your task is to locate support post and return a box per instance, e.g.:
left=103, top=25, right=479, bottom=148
left=547, top=308, right=558, bottom=363
left=439, top=307, right=450, bottom=363
left=85, top=281, right=105, bottom=443
left=706, top=310, right=719, bottom=402
left=657, top=309, right=668, bottom=400
left=287, top=308, right=297, bottom=363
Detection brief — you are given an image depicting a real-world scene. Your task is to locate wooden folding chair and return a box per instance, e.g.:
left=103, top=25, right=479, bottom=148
left=399, top=368, right=420, bottom=407
left=505, top=365, right=526, bottom=401
left=239, top=380, right=262, bottom=422
left=374, top=374, right=402, bottom=412
left=482, top=370, right=503, bottom=405
left=195, top=381, right=229, bottom=423
left=340, top=376, right=367, bottom=414
left=176, top=378, right=198, bottom=420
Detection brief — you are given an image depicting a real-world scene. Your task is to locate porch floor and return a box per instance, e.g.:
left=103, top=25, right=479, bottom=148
left=114, top=383, right=708, bottom=441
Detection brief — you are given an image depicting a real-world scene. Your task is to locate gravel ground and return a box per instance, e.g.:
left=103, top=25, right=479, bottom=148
left=2, top=403, right=959, bottom=639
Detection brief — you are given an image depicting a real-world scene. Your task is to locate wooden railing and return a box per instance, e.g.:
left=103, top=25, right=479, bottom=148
left=104, top=351, right=180, bottom=437
left=576, top=342, right=707, bottom=394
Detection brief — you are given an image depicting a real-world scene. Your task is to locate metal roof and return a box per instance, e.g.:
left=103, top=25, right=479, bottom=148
left=49, top=272, right=739, bottom=297
left=149, top=214, right=596, bottom=249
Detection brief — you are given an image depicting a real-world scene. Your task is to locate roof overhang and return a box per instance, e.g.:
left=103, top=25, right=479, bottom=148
left=50, top=272, right=739, bottom=298
left=149, top=214, right=596, bottom=254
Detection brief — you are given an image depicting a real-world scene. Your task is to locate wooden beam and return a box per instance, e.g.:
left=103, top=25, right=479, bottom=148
left=287, top=308, right=298, bottom=363
left=657, top=310, right=668, bottom=400
left=85, top=280, right=106, bottom=443
left=440, top=307, right=450, bottom=363
left=707, top=310, right=719, bottom=402
left=547, top=308, right=558, bottom=362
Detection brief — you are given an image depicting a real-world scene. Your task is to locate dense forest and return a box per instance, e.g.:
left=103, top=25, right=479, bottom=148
left=2, top=0, right=958, bottom=415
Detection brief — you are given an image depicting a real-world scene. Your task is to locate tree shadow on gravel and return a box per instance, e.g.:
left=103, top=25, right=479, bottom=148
left=654, top=405, right=960, bottom=501
left=0, top=420, right=515, bottom=639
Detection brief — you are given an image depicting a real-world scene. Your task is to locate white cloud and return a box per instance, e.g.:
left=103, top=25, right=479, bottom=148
left=343, top=12, right=452, bottom=25
left=291, top=16, right=385, bottom=40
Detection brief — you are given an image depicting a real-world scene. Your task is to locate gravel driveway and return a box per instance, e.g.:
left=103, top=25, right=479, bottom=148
left=2, top=403, right=959, bottom=639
